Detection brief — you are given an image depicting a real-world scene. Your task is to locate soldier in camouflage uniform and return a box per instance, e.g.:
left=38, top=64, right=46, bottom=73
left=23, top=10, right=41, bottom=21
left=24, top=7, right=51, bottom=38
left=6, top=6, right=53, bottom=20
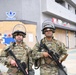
left=0, top=24, right=34, bottom=75
left=32, top=20, right=68, bottom=75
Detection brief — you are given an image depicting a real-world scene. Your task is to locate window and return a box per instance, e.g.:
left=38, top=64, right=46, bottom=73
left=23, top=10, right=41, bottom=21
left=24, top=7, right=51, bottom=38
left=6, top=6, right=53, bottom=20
left=68, top=4, right=71, bottom=10
left=55, top=0, right=64, bottom=3
left=55, top=0, right=65, bottom=7
left=75, top=9, right=76, bottom=14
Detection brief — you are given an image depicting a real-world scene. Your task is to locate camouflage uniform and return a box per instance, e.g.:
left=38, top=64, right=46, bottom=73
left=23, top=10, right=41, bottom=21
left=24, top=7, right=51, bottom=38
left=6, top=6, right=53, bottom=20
left=32, top=37, right=67, bottom=75
left=32, top=19, right=68, bottom=75
left=1, top=42, right=33, bottom=75
left=0, top=24, right=34, bottom=75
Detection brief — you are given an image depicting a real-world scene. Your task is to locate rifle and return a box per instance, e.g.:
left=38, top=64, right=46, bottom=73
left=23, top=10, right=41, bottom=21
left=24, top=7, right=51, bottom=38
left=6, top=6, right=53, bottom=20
left=5, top=48, right=27, bottom=75
left=41, top=43, right=68, bottom=75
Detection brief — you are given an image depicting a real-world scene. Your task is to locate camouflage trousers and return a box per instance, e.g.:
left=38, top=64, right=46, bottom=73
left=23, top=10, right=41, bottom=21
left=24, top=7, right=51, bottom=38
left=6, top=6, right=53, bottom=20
left=0, top=69, right=35, bottom=75
left=6, top=67, right=24, bottom=75
left=1, top=72, right=22, bottom=75
left=40, top=65, right=58, bottom=75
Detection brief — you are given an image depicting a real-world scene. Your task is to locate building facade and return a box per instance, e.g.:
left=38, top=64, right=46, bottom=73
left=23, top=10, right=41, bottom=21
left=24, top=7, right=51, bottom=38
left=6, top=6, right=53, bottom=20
left=0, top=0, right=76, bottom=48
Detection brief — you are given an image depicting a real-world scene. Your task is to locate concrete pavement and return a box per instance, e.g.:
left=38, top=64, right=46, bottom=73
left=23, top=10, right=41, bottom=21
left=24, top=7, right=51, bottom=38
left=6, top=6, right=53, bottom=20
left=63, top=48, right=76, bottom=75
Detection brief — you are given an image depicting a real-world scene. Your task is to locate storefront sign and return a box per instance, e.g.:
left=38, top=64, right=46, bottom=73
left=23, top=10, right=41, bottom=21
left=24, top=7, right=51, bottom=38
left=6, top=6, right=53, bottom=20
left=52, top=18, right=57, bottom=24
left=6, top=10, right=16, bottom=20
left=58, top=19, right=63, bottom=25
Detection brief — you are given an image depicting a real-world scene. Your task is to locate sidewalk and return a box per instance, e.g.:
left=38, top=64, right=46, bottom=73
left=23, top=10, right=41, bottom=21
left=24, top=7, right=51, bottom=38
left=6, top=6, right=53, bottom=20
left=63, top=48, right=76, bottom=75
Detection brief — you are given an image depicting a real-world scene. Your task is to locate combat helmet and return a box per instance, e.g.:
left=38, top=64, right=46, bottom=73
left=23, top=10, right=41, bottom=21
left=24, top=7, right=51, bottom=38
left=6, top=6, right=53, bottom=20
left=12, top=24, right=26, bottom=38
left=42, top=19, right=55, bottom=34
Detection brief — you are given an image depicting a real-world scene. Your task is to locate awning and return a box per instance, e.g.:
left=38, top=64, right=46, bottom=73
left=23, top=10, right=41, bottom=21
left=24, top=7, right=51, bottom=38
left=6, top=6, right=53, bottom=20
left=55, top=24, right=76, bottom=32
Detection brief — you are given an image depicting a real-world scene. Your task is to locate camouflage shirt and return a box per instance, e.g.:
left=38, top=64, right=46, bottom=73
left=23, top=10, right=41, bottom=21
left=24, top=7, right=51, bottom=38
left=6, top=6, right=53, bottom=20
left=32, top=37, right=68, bottom=66
left=0, top=42, right=33, bottom=74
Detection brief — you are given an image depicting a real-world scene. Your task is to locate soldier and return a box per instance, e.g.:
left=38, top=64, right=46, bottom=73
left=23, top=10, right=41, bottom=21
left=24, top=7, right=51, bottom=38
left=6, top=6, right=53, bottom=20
left=0, top=24, right=34, bottom=75
left=32, top=20, right=68, bottom=75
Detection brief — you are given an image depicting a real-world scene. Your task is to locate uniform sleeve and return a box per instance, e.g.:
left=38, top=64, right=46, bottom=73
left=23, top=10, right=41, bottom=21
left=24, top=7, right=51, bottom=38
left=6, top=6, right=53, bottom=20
left=27, top=47, right=33, bottom=70
left=28, top=53, right=33, bottom=70
left=32, top=43, right=44, bottom=60
left=0, top=45, right=14, bottom=66
left=59, top=42, right=68, bottom=62
left=0, top=49, right=7, bottom=64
